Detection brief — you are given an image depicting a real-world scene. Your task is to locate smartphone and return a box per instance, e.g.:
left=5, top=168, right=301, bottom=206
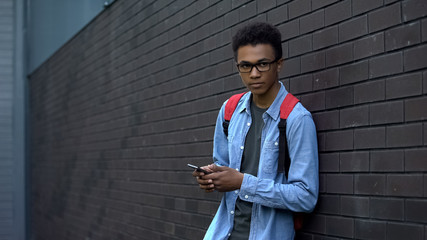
left=187, top=164, right=210, bottom=174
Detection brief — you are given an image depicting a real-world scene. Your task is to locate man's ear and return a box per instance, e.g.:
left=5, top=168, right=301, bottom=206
left=276, top=58, right=284, bottom=72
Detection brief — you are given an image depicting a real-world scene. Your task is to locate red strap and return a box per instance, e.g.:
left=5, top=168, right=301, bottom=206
left=224, top=92, right=246, bottom=121
left=280, top=93, right=299, bottom=119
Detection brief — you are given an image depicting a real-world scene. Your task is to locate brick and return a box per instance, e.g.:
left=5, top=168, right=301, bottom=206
left=288, top=0, right=311, bottom=19
left=386, top=73, right=422, bottom=100
left=312, top=0, right=338, bottom=10
left=368, top=3, right=402, bottom=33
left=340, top=105, right=369, bottom=128
left=387, top=223, right=424, bottom=240
left=406, top=199, right=427, bottom=223
left=341, top=196, right=369, bottom=218
left=257, top=0, right=276, bottom=13
left=304, top=214, right=326, bottom=234
left=423, top=71, right=427, bottom=93
left=300, top=51, right=325, bottom=73
left=325, top=43, right=353, bottom=67
left=224, top=9, right=239, bottom=26
left=425, top=175, right=427, bottom=197
left=317, top=194, right=340, bottom=214
left=313, top=68, right=339, bottom=90
left=281, top=56, right=300, bottom=77
left=340, top=60, right=369, bottom=85
left=385, top=22, right=421, bottom=51
left=406, top=96, right=427, bottom=122
left=326, top=174, right=353, bottom=194
left=355, top=174, right=386, bottom=195
left=325, top=86, right=353, bottom=109
left=319, top=153, right=340, bottom=173
left=325, top=216, right=354, bottom=238
left=385, top=0, right=400, bottom=3
left=370, top=197, right=404, bottom=220
left=387, top=174, right=423, bottom=197
left=289, top=74, right=312, bottom=94
left=339, top=15, right=368, bottom=42
left=340, top=151, right=369, bottom=172
left=231, top=0, right=247, bottom=9
left=238, top=1, right=257, bottom=21
left=312, top=110, right=339, bottom=131
left=354, top=219, right=386, bottom=240
left=354, top=32, right=385, bottom=60
left=370, top=101, right=404, bottom=125
left=319, top=173, right=326, bottom=193
left=300, top=9, right=325, bottom=34
left=354, top=80, right=385, bottom=104
left=325, top=0, right=352, bottom=26
left=267, top=4, right=288, bottom=24
left=425, top=123, right=427, bottom=146
left=278, top=19, right=299, bottom=41
left=289, top=35, right=312, bottom=57
left=402, top=0, right=427, bottom=22
left=352, top=0, right=383, bottom=15
left=369, top=52, right=403, bottom=78
left=300, top=91, right=325, bottom=112
left=282, top=41, right=289, bottom=59
left=386, top=123, right=423, bottom=147
left=423, top=19, right=427, bottom=41
left=405, top=148, right=427, bottom=171
left=354, top=127, right=386, bottom=149
left=404, top=44, right=427, bottom=71
left=370, top=150, right=404, bottom=172
left=313, top=26, right=338, bottom=50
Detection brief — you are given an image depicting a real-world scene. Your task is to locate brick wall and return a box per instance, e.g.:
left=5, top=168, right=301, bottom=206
left=0, top=0, right=26, bottom=239
left=29, top=0, right=427, bottom=239
left=0, top=0, right=15, bottom=239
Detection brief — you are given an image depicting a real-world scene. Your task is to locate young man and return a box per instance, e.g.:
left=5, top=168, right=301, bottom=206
left=192, top=22, right=319, bottom=240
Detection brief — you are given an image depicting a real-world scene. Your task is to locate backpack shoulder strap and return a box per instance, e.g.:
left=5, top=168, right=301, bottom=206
left=277, top=93, right=299, bottom=175
left=223, top=92, right=246, bottom=136
left=280, top=93, right=300, bottom=119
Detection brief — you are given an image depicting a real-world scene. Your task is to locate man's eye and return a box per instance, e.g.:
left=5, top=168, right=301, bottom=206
left=258, top=62, right=269, bottom=67
left=240, top=64, right=252, bottom=69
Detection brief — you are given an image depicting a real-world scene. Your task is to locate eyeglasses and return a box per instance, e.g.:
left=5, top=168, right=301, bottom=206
left=236, top=60, right=278, bottom=73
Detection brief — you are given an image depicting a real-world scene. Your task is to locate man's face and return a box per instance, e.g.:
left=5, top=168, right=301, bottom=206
left=236, top=44, right=283, bottom=97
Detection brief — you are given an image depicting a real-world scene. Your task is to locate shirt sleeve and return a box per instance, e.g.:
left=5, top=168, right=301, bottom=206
left=212, top=101, right=229, bottom=167
left=238, top=112, right=319, bottom=213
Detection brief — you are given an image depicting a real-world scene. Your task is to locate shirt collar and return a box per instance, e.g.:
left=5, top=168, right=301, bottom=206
left=237, top=82, right=289, bottom=121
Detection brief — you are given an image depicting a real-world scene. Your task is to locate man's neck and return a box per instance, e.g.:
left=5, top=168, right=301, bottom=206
left=252, top=81, right=281, bottom=109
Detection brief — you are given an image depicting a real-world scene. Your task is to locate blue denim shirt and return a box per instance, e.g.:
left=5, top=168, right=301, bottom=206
left=204, top=83, right=319, bottom=240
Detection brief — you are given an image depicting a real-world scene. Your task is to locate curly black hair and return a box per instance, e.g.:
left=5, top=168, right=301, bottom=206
left=232, top=22, right=282, bottom=61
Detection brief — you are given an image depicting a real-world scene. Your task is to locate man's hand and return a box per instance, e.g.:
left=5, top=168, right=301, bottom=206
left=192, top=165, right=215, bottom=193
left=202, top=164, right=244, bottom=192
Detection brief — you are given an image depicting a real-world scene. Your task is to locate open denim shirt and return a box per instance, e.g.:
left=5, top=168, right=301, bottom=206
left=204, top=83, right=319, bottom=240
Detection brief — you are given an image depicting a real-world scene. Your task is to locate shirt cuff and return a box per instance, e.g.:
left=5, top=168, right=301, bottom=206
left=239, top=173, right=257, bottom=201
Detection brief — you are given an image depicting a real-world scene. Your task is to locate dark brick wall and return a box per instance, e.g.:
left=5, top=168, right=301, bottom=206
left=0, top=0, right=15, bottom=238
left=29, top=0, right=427, bottom=239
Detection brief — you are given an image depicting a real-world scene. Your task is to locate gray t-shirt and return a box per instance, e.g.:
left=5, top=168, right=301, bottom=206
left=229, top=101, right=266, bottom=240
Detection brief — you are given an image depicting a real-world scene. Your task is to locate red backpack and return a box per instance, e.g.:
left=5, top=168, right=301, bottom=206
left=222, top=92, right=304, bottom=230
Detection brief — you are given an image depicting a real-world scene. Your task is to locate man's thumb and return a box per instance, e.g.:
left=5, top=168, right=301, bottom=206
left=209, top=164, right=225, bottom=172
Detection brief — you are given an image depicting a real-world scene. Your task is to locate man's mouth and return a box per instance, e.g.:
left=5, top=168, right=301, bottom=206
left=250, top=82, right=264, bottom=88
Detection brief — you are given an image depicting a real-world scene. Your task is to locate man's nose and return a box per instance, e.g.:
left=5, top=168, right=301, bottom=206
left=249, top=66, right=261, bottom=78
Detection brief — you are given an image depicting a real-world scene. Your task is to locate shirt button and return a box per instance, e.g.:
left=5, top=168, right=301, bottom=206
left=247, top=122, right=251, bottom=126
left=236, top=168, right=239, bottom=171
left=228, top=233, right=231, bottom=237
left=240, top=146, right=244, bottom=150
left=230, top=211, right=234, bottom=215
left=235, top=190, right=239, bottom=194
left=245, top=195, right=249, bottom=199
left=275, top=142, right=279, bottom=146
